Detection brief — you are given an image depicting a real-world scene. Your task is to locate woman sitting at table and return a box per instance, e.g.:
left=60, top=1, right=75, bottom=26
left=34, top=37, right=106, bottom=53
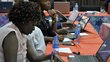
left=104, top=0, right=110, bottom=11
left=0, top=2, right=50, bottom=62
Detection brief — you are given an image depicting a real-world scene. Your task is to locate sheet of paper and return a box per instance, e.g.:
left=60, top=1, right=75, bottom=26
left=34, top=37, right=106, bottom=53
left=55, top=48, right=72, bottom=53
left=63, top=38, right=72, bottom=42
left=70, top=33, right=88, bottom=36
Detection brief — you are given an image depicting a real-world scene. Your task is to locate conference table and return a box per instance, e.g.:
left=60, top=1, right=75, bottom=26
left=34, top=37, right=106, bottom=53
left=0, top=12, right=109, bottom=62
left=63, top=12, right=110, bottom=17
left=46, top=12, right=104, bottom=62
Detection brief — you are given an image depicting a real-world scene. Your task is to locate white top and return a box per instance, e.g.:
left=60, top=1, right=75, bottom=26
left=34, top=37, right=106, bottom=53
left=0, top=22, right=27, bottom=62
left=27, top=26, right=46, bottom=56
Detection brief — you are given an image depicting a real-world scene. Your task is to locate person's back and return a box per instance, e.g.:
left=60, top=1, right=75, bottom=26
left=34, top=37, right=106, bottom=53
left=0, top=22, right=27, bottom=62
left=104, top=0, right=110, bottom=11
left=0, top=2, right=51, bottom=62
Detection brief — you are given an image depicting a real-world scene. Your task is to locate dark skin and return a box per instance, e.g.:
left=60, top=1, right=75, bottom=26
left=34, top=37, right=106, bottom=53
left=2, top=2, right=50, bottom=62
left=40, top=0, right=75, bottom=43
left=39, top=0, right=64, bottom=42
left=2, top=21, right=50, bottom=62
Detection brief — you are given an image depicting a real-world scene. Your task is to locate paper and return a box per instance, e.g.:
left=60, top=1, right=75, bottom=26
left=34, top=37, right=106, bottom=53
left=55, top=48, right=72, bottom=53
left=86, top=11, right=100, bottom=14
left=70, top=33, right=88, bottom=36
left=63, top=38, right=72, bottom=42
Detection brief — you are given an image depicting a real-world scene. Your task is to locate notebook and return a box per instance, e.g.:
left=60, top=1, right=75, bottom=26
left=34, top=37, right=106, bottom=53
left=68, top=10, right=79, bottom=23
left=68, top=32, right=110, bottom=62
left=0, top=2, right=13, bottom=13
left=54, top=2, right=70, bottom=14
left=67, top=16, right=90, bottom=33
left=56, top=10, right=78, bottom=22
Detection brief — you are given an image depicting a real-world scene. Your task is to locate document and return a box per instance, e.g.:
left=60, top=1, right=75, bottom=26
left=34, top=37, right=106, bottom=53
left=56, top=48, right=72, bottom=53
left=70, top=33, right=88, bottom=36
left=63, top=38, right=72, bottom=42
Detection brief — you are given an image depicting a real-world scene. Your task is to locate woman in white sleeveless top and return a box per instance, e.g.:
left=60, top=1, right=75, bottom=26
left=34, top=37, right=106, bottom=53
left=0, top=2, right=50, bottom=62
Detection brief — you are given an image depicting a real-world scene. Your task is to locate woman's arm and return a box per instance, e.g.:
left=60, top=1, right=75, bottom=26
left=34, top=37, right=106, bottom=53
left=48, top=9, right=57, bottom=32
left=27, top=39, right=51, bottom=62
left=3, top=31, right=18, bottom=62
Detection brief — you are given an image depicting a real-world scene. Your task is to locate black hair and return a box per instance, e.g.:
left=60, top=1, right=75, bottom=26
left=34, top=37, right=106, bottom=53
left=30, top=0, right=40, bottom=3
left=8, top=2, right=41, bottom=25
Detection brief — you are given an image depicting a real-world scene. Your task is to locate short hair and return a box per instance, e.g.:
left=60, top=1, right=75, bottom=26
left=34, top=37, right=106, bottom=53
left=29, top=0, right=40, bottom=3
left=8, top=2, right=41, bottom=25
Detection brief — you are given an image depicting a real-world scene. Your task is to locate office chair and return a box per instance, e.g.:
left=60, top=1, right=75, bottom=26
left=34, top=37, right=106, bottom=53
left=77, top=0, right=100, bottom=11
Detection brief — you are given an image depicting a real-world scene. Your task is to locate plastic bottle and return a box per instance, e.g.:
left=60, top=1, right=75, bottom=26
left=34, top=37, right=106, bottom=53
left=52, top=35, right=59, bottom=53
left=74, top=23, right=81, bottom=44
left=75, top=3, right=78, bottom=12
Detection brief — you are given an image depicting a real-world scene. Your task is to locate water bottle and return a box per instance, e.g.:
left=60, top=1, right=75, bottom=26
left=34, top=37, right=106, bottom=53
left=52, top=35, right=59, bottom=53
left=74, top=23, right=81, bottom=44
left=75, top=3, right=78, bottom=12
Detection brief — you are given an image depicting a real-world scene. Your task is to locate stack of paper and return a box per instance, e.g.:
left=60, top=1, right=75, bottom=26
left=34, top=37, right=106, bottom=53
left=55, top=48, right=72, bottom=54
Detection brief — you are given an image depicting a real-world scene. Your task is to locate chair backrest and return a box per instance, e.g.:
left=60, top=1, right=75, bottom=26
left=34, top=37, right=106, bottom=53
left=77, top=0, right=100, bottom=11
left=54, top=2, right=70, bottom=14
left=0, top=15, right=9, bottom=27
left=108, top=3, right=110, bottom=14
left=0, top=2, right=13, bottom=13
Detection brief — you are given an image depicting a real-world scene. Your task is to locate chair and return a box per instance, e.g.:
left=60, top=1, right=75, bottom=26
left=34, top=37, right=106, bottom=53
left=77, top=0, right=100, bottom=11
left=0, top=15, right=9, bottom=27
left=0, top=2, right=13, bottom=13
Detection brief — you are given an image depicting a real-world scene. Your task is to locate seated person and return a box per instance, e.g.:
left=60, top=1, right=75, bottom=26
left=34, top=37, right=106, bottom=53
left=0, top=2, right=50, bottom=62
left=40, top=0, right=75, bottom=33
left=104, top=0, right=110, bottom=11
left=27, top=26, right=46, bottom=56
left=29, top=0, right=65, bottom=45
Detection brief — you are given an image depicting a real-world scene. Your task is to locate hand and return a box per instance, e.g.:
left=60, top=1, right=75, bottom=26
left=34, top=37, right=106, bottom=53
left=57, top=29, right=68, bottom=35
left=48, top=9, right=57, bottom=20
left=58, top=35, right=64, bottom=41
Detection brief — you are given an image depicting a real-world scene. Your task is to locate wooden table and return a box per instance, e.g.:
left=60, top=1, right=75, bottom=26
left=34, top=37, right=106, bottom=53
left=46, top=22, right=103, bottom=62
left=63, top=12, right=110, bottom=16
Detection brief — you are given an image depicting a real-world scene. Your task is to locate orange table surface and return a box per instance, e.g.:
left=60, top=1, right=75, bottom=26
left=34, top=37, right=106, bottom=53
left=63, top=12, right=110, bottom=16
left=46, top=23, right=103, bottom=62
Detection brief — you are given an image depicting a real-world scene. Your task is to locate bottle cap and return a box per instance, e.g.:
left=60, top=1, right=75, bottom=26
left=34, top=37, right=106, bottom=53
left=54, top=36, right=58, bottom=41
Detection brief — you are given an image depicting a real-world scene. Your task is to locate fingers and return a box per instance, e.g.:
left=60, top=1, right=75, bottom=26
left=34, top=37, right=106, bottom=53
left=57, top=29, right=68, bottom=35
left=48, top=9, right=56, bottom=17
left=58, top=35, right=64, bottom=41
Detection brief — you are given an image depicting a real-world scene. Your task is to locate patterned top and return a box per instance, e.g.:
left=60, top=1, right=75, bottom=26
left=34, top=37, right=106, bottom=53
left=0, top=22, right=27, bottom=62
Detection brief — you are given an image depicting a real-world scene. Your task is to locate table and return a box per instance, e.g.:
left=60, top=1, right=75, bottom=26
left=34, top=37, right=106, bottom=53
left=46, top=22, right=103, bottom=62
left=63, top=12, right=110, bottom=16
left=99, top=23, right=110, bottom=41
